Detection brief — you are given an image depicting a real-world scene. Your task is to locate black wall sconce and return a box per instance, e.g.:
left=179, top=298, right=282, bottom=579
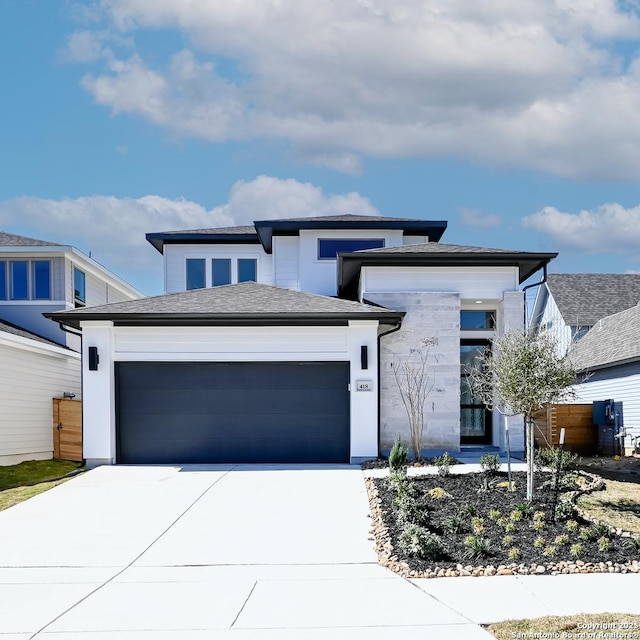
left=361, top=345, right=368, bottom=370
left=88, top=346, right=99, bottom=371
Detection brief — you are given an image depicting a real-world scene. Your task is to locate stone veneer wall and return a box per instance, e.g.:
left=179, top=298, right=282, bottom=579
left=497, top=291, right=526, bottom=453
left=366, top=292, right=461, bottom=453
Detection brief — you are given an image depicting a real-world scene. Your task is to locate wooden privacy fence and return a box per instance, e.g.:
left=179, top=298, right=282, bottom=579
left=53, top=398, right=83, bottom=462
left=532, top=404, right=596, bottom=454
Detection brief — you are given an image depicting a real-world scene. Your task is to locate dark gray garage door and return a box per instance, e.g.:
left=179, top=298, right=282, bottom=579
left=116, top=362, right=350, bottom=464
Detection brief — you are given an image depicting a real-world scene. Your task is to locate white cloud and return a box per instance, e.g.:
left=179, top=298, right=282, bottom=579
left=459, top=208, right=501, bottom=228
left=522, top=203, right=640, bottom=253
left=0, top=177, right=378, bottom=293
left=66, top=0, right=640, bottom=178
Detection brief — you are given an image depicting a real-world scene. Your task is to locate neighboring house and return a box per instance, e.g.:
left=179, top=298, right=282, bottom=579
left=569, top=302, right=640, bottom=453
left=529, top=274, right=640, bottom=355
left=0, top=319, right=81, bottom=465
left=50, top=214, right=556, bottom=467
left=0, top=231, right=142, bottom=465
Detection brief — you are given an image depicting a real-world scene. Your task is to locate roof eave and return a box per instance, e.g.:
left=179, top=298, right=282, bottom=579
left=145, top=232, right=261, bottom=254
left=46, top=311, right=405, bottom=330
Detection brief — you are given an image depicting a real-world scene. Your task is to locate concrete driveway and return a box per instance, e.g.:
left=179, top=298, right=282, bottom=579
left=0, top=465, right=487, bottom=639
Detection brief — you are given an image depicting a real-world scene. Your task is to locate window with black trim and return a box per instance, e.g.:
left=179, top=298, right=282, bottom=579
left=317, top=238, right=385, bottom=259
left=460, top=310, right=496, bottom=330
left=237, top=258, right=257, bottom=283
left=186, top=258, right=206, bottom=290
left=212, top=259, right=231, bottom=286
left=74, top=267, right=86, bottom=307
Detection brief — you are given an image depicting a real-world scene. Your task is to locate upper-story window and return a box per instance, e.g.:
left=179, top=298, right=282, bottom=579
left=186, top=258, right=206, bottom=290
left=74, top=267, right=86, bottom=308
left=460, top=310, right=496, bottom=330
left=212, top=259, right=231, bottom=286
left=238, top=258, right=257, bottom=283
left=0, top=260, right=52, bottom=301
left=317, top=238, right=385, bottom=259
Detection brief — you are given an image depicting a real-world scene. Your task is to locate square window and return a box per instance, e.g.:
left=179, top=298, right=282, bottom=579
left=212, top=259, right=231, bottom=286
left=317, top=238, right=385, bottom=259
left=460, top=310, right=496, bottom=330
left=33, top=261, right=51, bottom=300
left=237, top=258, right=257, bottom=283
left=186, top=259, right=206, bottom=290
left=0, top=262, right=6, bottom=299
left=74, top=268, right=86, bottom=307
left=10, top=261, right=28, bottom=300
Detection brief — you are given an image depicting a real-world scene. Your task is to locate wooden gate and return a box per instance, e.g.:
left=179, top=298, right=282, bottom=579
left=532, top=404, right=596, bottom=454
left=53, top=399, right=83, bottom=462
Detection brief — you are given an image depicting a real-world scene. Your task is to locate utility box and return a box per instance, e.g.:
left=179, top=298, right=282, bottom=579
left=593, top=399, right=619, bottom=456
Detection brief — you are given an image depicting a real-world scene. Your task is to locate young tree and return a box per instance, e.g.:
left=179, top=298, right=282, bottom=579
left=391, top=337, right=437, bottom=461
left=466, top=330, right=578, bottom=499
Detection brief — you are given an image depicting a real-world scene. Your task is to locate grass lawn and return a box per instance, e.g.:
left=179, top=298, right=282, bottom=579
left=488, top=613, right=640, bottom=639
left=578, top=478, right=640, bottom=536
left=0, top=459, right=82, bottom=512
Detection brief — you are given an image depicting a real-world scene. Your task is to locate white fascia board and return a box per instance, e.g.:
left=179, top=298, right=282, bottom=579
left=0, top=331, right=80, bottom=359
left=0, top=245, right=144, bottom=299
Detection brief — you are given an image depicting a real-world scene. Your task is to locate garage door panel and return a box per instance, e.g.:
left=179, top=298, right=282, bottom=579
left=116, top=362, right=350, bottom=464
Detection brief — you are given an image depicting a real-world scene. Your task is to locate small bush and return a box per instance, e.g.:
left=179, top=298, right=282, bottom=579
left=509, top=509, right=523, bottom=522
left=554, top=533, right=569, bottom=546
left=624, top=537, right=640, bottom=554
left=565, top=519, right=579, bottom=532
left=471, top=517, right=485, bottom=535
left=463, top=502, right=478, bottom=517
left=443, top=515, right=463, bottom=534
left=597, top=536, right=610, bottom=552
left=387, top=470, right=413, bottom=496
left=394, top=492, right=429, bottom=527
left=570, top=543, right=583, bottom=558
left=542, top=545, right=557, bottom=557
left=592, top=523, right=611, bottom=539
left=434, top=452, right=455, bottom=476
left=534, top=447, right=581, bottom=472
left=479, top=453, right=501, bottom=475
left=489, top=509, right=502, bottom=521
left=399, top=524, right=443, bottom=559
left=514, top=503, right=532, bottom=517
left=531, top=519, right=545, bottom=533
left=502, top=534, right=514, bottom=547
left=389, top=436, right=409, bottom=472
left=508, top=547, right=521, bottom=561
left=504, top=522, right=515, bottom=534
left=534, top=536, right=545, bottom=549
left=578, top=527, right=593, bottom=541
left=496, top=517, right=509, bottom=529
left=554, top=501, right=576, bottom=521
left=463, top=537, right=493, bottom=561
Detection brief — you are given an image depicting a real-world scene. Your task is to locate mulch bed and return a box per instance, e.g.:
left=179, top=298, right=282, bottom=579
left=367, top=470, right=640, bottom=578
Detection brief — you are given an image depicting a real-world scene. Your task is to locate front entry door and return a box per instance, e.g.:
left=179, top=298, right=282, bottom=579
left=460, top=341, right=492, bottom=445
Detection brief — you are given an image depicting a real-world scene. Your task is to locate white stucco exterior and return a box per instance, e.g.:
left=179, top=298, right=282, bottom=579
left=81, top=320, right=379, bottom=466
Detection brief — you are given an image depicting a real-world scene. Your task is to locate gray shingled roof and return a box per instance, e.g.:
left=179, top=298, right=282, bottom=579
left=354, top=242, right=528, bottom=255
left=148, top=225, right=256, bottom=237
left=0, top=231, right=61, bottom=247
left=0, top=319, right=66, bottom=348
left=547, top=274, right=640, bottom=327
left=261, top=214, right=416, bottom=223
left=570, top=302, right=640, bottom=371
left=48, top=282, right=403, bottom=328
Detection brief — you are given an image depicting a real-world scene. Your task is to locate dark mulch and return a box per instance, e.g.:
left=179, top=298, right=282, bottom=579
left=374, top=471, right=637, bottom=571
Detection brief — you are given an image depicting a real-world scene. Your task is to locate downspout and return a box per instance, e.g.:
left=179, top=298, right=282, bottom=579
left=521, top=263, right=548, bottom=333
left=376, top=320, right=403, bottom=458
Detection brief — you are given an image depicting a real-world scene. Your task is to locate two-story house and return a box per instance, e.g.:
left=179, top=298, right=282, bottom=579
left=529, top=274, right=640, bottom=355
left=50, top=215, right=556, bottom=467
left=0, top=231, right=142, bottom=465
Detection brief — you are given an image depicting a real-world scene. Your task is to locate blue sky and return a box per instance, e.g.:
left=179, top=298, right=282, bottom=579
left=2, top=1, right=640, bottom=296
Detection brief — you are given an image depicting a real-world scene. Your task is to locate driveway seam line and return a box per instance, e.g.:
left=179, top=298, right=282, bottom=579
left=28, top=465, right=238, bottom=639
left=229, top=579, right=258, bottom=629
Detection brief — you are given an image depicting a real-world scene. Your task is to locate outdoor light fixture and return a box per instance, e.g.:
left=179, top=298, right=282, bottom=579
left=361, top=345, right=368, bottom=370
left=88, top=346, right=99, bottom=371
left=63, top=392, right=76, bottom=399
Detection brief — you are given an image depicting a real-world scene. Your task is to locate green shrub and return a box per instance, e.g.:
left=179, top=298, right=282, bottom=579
left=570, top=543, right=583, bottom=558
left=565, top=519, right=579, bottom=532
left=578, top=527, right=593, bottom=541
left=463, top=502, right=478, bottom=517
left=531, top=519, right=545, bottom=532
left=394, top=492, right=429, bottom=527
left=509, top=509, right=523, bottom=522
left=387, top=470, right=412, bottom=496
left=534, top=447, right=581, bottom=472
left=504, top=522, right=515, bottom=534
left=597, top=536, right=610, bottom=552
left=514, top=503, right=532, bottom=517
left=471, top=517, right=485, bottom=535
left=463, top=536, right=493, bottom=561
left=554, top=533, right=569, bottom=546
left=389, top=436, right=409, bottom=472
left=434, top=452, right=455, bottom=476
left=542, top=545, right=557, bottom=557
left=502, top=534, right=514, bottom=547
left=554, top=501, right=576, bottom=521
left=489, top=509, right=502, bottom=521
left=443, top=515, right=463, bottom=534
left=479, top=453, right=501, bottom=475
left=624, top=537, right=640, bottom=554
left=592, top=523, right=611, bottom=539
left=508, top=547, right=521, bottom=561
left=534, top=536, right=545, bottom=548
left=399, top=524, right=443, bottom=559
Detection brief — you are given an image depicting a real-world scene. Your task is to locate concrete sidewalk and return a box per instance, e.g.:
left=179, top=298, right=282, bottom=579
left=0, top=464, right=637, bottom=639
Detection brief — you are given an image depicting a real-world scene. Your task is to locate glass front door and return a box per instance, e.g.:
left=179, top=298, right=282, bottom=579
left=460, top=341, right=492, bottom=444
